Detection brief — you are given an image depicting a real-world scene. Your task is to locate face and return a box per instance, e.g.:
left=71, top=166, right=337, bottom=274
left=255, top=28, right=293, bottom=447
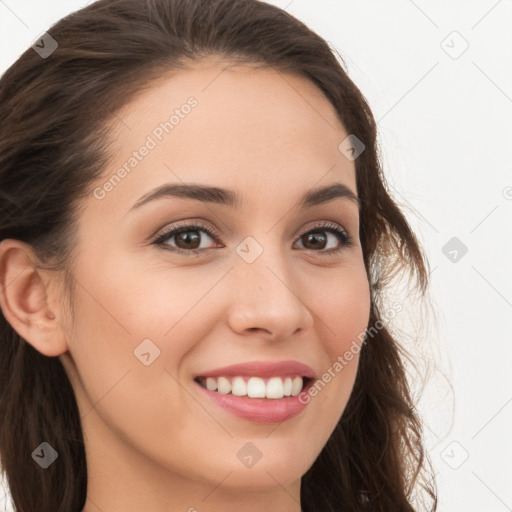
left=57, top=59, right=371, bottom=508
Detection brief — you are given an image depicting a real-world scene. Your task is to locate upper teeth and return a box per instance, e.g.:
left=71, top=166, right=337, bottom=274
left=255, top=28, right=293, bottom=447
left=199, top=376, right=304, bottom=399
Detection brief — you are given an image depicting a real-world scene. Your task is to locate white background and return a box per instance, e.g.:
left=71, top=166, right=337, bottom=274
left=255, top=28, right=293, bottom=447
left=0, top=1, right=511, bottom=511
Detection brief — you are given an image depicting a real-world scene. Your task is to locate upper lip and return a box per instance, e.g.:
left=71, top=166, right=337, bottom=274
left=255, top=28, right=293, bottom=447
left=193, top=360, right=316, bottom=379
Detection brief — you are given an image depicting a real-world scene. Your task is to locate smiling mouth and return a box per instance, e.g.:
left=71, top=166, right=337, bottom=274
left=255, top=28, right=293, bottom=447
left=194, top=375, right=313, bottom=400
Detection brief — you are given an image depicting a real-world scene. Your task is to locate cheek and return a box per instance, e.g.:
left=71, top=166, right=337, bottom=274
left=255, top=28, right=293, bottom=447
left=62, top=265, right=195, bottom=460
left=294, top=265, right=370, bottom=442
left=307, top=263, right=370, bottom=397
left=316, top=264, right=371, bottom=354
left=64, top=250, right=225, bottom=417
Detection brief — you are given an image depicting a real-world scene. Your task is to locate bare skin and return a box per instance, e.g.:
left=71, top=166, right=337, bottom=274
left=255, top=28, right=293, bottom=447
left=0, top=58, right=371, bottom=512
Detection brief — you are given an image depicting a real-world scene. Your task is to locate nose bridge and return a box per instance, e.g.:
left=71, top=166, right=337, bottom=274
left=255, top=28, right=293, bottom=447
left=235, top=233, right=292, bottom=292
left=227, top=234, right=313, bottom=338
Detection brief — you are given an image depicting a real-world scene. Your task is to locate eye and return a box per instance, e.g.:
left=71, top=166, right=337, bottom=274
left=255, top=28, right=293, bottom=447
left=152, top=220, right=355, bottom=257
left=152, top=221, right=220, bottom=256
left=293, top=222, right=355, bottom=256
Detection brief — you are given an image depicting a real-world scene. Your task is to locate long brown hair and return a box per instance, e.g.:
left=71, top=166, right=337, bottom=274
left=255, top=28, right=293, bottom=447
left=0, top=0, right=437, bottom=510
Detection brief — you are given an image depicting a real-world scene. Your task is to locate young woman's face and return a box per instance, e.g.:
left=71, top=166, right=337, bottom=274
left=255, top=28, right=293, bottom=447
left=58, top=60, right=371, bottom=509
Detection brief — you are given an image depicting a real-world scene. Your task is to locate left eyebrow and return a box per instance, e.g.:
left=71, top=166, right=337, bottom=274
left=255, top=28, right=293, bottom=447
left=298, top=182, right=360, bottom=210
left=127, top=182, right=360, bottom=213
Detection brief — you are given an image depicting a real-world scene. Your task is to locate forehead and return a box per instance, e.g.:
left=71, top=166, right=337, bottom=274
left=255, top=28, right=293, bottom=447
left=115, top=58, right=346, bottom=132
left=96, top=60, right=357, bottom=216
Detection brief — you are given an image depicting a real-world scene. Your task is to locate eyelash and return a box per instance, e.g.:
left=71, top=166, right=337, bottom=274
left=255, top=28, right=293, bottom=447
left=152, top=220, right=355, bottom=257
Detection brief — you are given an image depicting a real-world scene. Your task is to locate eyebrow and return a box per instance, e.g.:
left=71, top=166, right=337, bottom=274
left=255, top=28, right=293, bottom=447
left=129, top=182, right=360, bottom=213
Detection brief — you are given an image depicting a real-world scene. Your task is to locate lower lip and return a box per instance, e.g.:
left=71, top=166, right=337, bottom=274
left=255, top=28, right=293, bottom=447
left=194, top=379, right=313, bottom=423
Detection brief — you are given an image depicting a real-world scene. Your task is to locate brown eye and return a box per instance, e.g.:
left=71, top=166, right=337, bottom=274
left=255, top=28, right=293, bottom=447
left=300, top=231, right=329, bottom=250
left=172, top=229, right=203, bottom=250
left=153, top=222, right=220, bottom=255
left=295, top=223, right=354, bottom=255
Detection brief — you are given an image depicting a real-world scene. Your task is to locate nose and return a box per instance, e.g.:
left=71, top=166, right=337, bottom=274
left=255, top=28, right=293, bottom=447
left=226, top=245, right=314, bottom=341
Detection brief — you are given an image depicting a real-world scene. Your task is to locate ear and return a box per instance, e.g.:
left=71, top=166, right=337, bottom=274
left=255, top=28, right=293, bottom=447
left=0, top=239, right=68, bottom=357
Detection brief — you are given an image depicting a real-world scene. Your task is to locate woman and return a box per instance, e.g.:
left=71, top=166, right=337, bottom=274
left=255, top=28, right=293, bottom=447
left=0, top=0, right=437, bottom=510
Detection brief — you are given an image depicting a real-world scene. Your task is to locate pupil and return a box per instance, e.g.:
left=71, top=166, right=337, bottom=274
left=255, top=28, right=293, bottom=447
left=177, top=231, right=200, bottom=249
left=304, top=232, right=326, bottom=249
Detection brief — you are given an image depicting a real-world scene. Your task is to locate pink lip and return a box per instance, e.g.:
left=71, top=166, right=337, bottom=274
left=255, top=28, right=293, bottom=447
left=192, top=360, right=317, bottom=379
left=194, top=378, right=315, bottom=423
left=192, top=360, right=316, bottom=423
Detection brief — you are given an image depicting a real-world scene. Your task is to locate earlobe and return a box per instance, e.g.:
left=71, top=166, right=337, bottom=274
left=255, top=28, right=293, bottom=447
left=0, top=239, right=68, bottom=357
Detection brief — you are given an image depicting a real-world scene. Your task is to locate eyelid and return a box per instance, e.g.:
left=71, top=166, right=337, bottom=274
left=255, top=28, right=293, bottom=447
left=147, top=218, right=220, bottom=244
left=152, top=220, right=221, bottom=245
